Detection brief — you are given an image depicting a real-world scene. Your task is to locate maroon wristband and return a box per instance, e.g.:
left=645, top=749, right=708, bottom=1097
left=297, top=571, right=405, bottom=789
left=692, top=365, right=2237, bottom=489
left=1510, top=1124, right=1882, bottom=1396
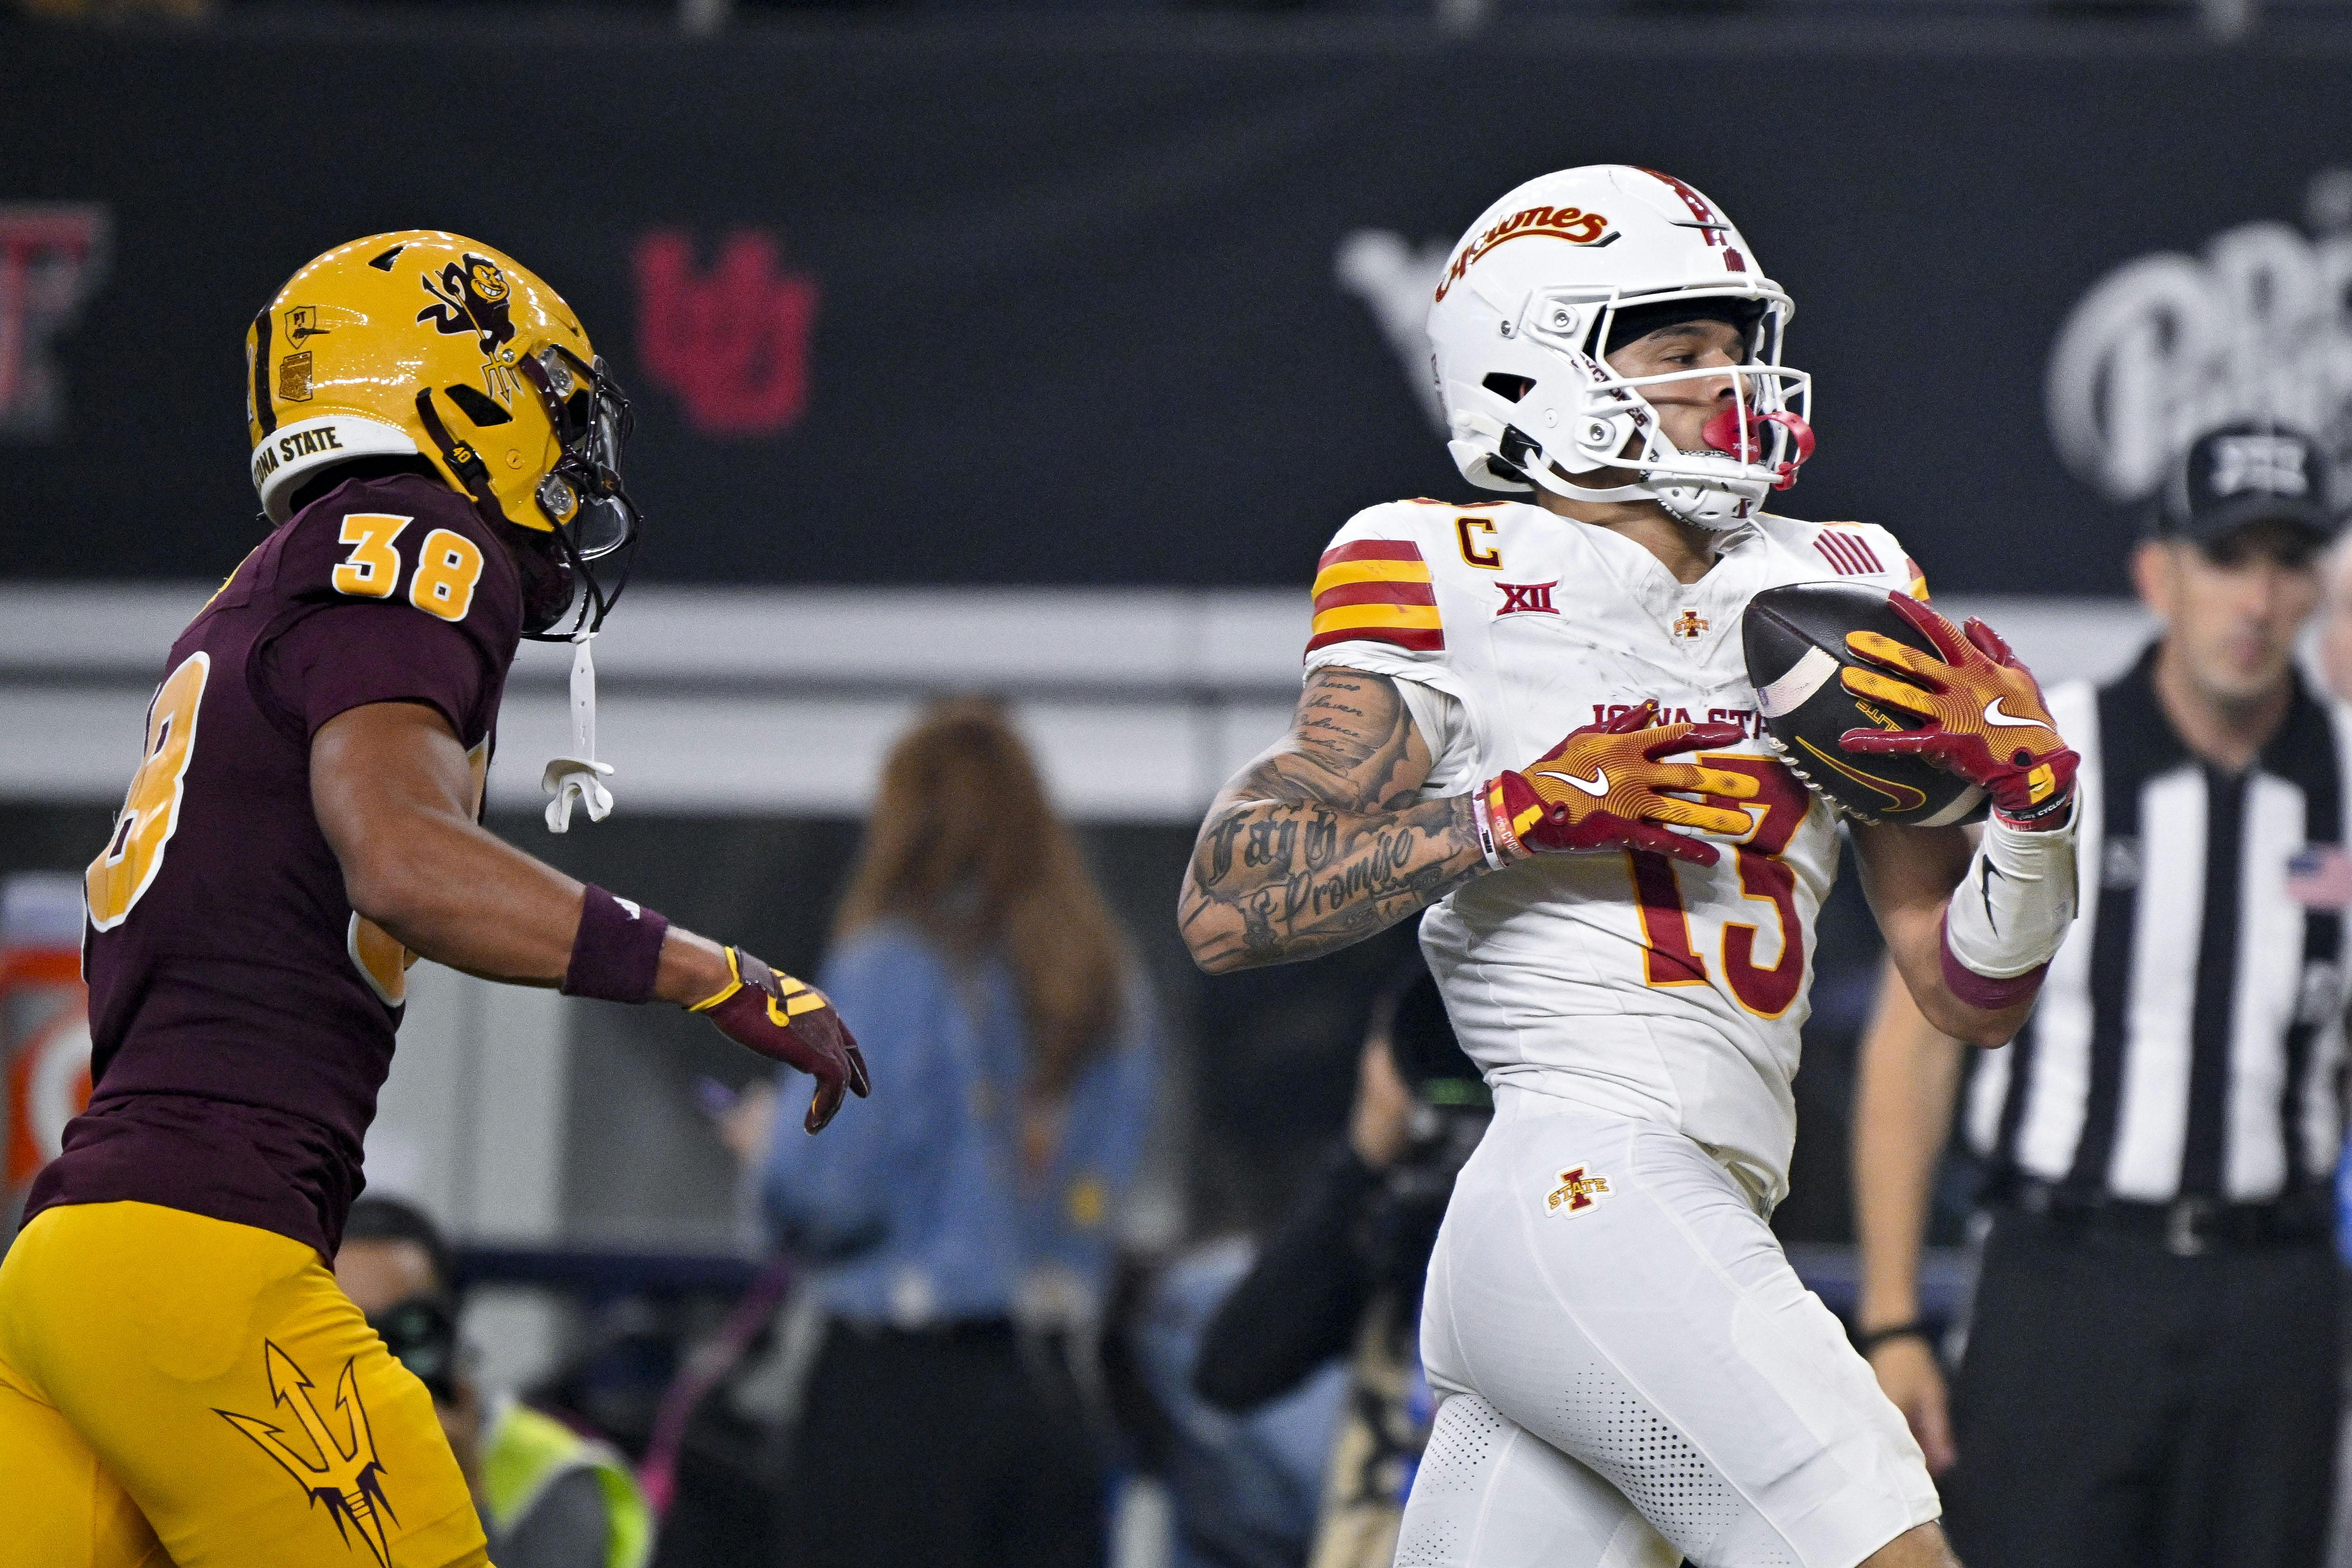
left=562, top=884, right=671, bottom=1004
left=1938, top=911, right=2047, bottom=1011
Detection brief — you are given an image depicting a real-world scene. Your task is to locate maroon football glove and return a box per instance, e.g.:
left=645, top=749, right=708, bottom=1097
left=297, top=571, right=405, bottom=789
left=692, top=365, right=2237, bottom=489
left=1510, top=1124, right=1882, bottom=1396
left=1477, top=704, right=1757, bottom=869
left=1838, top=592, right=2078, bottom=826
left=691, top=947, right=871, bottom=1133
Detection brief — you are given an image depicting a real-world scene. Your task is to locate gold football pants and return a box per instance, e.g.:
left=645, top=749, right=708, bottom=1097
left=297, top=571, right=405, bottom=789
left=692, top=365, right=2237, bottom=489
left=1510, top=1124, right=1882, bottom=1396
left=0, top=1200, right=491, bottom=1568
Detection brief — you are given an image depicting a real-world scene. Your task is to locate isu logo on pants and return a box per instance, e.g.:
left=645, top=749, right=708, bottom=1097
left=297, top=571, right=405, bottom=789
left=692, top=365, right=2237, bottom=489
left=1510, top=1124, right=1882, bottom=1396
left=1545, top=1164, right=1611, bottom=1215
left=216, top=1340, right=398, bottom=1565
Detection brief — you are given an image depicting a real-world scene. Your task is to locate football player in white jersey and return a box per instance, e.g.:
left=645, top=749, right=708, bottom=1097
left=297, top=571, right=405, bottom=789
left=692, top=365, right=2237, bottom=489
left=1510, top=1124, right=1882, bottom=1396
left=1179, top=166, right=2082, bottom=1568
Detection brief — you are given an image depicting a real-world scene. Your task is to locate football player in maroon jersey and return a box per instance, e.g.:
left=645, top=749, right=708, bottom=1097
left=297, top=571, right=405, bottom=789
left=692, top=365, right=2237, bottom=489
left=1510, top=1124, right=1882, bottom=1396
left=0, top=232, right=866, bottom=1568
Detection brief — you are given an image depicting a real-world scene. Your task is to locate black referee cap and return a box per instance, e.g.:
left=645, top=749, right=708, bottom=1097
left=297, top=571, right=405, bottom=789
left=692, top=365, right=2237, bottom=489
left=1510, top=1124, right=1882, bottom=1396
left=2156, top=421, right=2341, bottom=548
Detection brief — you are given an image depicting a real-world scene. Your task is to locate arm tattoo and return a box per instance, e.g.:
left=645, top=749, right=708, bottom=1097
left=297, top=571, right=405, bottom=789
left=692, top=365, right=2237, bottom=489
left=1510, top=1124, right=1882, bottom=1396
left=1179, top=668, right=1491, bottom=972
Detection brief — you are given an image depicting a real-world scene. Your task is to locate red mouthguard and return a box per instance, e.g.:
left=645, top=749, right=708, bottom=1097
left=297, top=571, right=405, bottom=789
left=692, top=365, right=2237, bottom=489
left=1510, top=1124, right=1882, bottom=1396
left=1701, top=408, right=1816, bottom=489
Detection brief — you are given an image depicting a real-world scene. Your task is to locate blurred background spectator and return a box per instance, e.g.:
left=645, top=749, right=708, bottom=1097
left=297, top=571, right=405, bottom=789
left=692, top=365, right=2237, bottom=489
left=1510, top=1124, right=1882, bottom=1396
left=758, top=697, right=1158, bottom=1568
left=1193, top=957, right=1488, bottom=1568
left=1133, top=1222, right=1343, bottom=1568
left=339, top=1197, right=654, bottom=1568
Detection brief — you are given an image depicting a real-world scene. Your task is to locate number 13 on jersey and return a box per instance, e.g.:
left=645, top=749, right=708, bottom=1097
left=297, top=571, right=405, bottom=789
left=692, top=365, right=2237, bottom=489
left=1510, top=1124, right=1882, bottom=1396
left=1628, top=756, right=1814, bottom=1019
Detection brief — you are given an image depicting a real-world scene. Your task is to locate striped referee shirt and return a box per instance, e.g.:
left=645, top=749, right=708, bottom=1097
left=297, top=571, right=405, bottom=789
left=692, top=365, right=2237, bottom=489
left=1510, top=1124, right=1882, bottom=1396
left=1965, top=644, right=2352, bottom=1203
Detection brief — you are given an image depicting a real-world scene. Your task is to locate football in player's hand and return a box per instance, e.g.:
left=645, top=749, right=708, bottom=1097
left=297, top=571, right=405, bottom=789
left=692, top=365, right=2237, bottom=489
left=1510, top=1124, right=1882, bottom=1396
left=1741, top=582, right=1988, bottom=827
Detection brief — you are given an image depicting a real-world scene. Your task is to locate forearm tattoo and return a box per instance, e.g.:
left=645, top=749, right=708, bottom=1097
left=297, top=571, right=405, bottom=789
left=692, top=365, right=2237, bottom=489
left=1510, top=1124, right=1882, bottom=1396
left=1180, top=669, right=1490, bottom=972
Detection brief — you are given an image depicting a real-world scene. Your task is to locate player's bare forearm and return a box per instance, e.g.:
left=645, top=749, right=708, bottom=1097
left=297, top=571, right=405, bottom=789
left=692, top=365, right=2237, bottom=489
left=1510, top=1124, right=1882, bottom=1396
left=1182, top=791, right=1485, bottom=972
left=1850, top=820, right=2036, bottom=1047
left=312, top=701, right=732, bottom=1002
left=1180, top=668, right=1488, bottom=973
left=1851, top=952, right=1965, bottom=1331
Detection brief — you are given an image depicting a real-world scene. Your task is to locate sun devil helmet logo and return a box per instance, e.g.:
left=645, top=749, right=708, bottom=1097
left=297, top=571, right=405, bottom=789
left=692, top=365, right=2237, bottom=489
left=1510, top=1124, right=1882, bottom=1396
left=417, top=253, right=518, bottom=361
left=216, top=1341, right=398, bottom=1566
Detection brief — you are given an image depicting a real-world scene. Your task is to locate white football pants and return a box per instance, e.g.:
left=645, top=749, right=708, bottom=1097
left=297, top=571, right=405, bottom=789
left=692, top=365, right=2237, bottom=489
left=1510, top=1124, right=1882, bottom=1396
left=1395, top=1090, right=1939, bottom=1568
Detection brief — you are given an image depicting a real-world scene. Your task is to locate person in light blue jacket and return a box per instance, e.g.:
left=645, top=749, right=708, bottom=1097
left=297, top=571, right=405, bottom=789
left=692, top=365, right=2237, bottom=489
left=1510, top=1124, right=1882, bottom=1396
left=761, top=697, right=1158, bottom=1568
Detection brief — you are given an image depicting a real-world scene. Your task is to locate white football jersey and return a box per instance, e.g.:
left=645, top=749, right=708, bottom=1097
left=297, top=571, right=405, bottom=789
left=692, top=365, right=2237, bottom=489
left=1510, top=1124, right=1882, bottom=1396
left=1303, top=498, right=1925, bottom=1208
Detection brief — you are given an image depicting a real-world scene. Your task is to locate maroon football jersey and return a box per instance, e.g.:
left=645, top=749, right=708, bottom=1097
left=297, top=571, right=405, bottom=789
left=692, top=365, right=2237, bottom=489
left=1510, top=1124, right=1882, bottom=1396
left=27, top=471, right=524, bottom=1258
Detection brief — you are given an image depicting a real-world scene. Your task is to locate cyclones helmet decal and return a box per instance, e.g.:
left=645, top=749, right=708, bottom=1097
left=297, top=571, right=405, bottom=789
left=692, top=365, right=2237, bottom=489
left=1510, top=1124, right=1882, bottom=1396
left=1434, top=203, right=1618, bottom=301
left=1425, top=165, right=1814, bottom=529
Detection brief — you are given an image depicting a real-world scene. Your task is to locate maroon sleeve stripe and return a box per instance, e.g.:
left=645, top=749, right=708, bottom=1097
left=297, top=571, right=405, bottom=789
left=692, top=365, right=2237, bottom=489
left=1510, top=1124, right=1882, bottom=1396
left=1312, top=580, right=1439, bottom=612
left=1305, top=625, right=1446, bottom=655
left=1814, top=531, right=1886, bottom=577
left=1319, top=538, right=1425, bottom=568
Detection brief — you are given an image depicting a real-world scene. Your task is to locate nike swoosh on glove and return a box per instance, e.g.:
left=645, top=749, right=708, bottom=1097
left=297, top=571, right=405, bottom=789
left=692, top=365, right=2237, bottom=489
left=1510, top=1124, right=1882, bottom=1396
left=1479, top=703, right=1758, bottom=868
left=1838, top=592, right=2079, bottom=825
left=691, top=947, right=872, bottom=1133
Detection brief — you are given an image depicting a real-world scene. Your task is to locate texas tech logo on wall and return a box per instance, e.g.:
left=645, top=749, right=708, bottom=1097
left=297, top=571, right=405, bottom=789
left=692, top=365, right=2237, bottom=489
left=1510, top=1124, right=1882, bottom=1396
left=2047, top=170, right=2352, bottom=507
left=0, top=204, right=110, bottom=440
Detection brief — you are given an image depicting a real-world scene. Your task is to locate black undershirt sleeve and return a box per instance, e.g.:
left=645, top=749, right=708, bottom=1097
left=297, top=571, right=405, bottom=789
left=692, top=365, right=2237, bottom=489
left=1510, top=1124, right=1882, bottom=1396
left=1193, top=1143, right=1383, bottom=1413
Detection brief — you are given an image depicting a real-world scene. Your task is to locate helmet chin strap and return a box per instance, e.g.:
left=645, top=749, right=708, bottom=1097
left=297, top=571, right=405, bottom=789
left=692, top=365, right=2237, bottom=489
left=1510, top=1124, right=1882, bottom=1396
left=1531, top=454, right=1759, bottom=530
left=1538, top=470, right=1652, bottom=505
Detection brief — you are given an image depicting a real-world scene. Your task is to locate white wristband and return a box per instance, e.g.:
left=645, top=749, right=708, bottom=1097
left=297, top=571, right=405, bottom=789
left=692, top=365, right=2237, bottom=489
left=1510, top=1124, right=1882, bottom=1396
left=1471, top=783, right=1525, bottom=870
left=1945, top=797, right=2081, bottom=981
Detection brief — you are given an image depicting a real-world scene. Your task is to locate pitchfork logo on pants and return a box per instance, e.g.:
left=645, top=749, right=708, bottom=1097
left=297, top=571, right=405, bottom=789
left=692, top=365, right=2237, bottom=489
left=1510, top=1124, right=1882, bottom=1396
left=2047, top=168, right=2352, bottom=508
left=216, top=1341, right=397, bottom=1565
left=0, top=203, right=110, bottom=440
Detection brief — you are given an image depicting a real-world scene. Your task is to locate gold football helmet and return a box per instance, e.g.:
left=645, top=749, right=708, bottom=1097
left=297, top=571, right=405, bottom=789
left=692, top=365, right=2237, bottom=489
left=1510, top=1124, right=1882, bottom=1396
left=244, top=231, right=638, bottom=635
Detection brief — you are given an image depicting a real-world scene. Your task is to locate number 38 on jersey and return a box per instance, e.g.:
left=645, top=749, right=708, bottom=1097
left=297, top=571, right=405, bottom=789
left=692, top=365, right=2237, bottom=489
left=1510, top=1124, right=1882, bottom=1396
left=331, top=512, right=485, bottom=622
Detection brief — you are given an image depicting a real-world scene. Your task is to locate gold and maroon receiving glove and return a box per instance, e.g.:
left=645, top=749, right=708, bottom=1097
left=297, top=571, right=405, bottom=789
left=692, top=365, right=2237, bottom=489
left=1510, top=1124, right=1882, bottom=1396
left=1475, top=704, right=1758, bottom=869
left=691, top=947, right=871, bottom=1133
left=1838, top=593, right=2078, bottom=827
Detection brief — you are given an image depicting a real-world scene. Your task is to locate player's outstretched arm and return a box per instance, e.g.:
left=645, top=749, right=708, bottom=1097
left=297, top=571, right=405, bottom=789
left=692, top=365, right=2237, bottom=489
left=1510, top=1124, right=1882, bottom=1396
left=313, top=699, right=868, bottom=1131
left=1179, top=668, right=1485, bottom=973
left=315, top=699, right=710, bottom=995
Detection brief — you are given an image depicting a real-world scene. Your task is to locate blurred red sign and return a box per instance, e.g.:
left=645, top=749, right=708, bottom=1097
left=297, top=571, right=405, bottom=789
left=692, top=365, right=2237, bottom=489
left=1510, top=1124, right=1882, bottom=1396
left=0, top=203, right=111, bottom=439
left=7, top=1002, right=90, bottom=1187
left=4, top=926, right=89, bottom=1191
left=634, top=228, right=819, bottom=438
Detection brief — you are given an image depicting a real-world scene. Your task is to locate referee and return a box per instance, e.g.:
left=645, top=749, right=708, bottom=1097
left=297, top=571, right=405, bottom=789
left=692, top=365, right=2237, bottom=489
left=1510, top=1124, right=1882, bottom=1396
left=1851, top=421, right=2348, bottom=1568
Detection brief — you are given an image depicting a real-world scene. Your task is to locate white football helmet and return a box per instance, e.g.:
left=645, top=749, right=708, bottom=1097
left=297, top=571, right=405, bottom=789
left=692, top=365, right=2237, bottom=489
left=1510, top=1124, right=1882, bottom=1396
left=1428, top=165, right=1815, bottom=528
